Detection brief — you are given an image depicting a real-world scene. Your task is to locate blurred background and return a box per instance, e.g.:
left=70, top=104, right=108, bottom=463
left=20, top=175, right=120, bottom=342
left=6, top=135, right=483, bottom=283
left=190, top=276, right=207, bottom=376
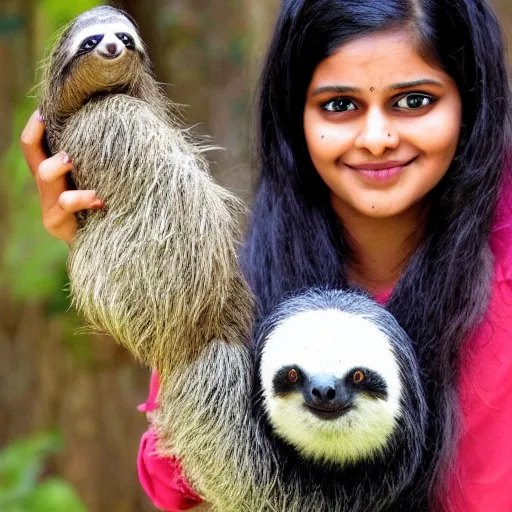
left=0, top=1, right=510, bottom=511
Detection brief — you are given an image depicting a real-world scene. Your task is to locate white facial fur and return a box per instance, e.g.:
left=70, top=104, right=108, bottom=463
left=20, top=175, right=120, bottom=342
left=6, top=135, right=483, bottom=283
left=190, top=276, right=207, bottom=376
left=260, top=309, right=403, bottom=465
left=69, top=21, right=143, bottom=58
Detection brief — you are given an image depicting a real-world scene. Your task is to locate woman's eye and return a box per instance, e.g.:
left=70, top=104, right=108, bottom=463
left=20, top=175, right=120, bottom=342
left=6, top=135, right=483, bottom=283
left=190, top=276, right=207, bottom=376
left=322, top=98, right=357, bottom=113
left=396, top=94, right=434, bottom=110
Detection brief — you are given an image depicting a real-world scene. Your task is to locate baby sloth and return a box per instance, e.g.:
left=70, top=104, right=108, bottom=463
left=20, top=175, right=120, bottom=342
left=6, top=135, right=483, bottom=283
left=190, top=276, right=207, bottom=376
left=39, top=7, right=428, bottom=511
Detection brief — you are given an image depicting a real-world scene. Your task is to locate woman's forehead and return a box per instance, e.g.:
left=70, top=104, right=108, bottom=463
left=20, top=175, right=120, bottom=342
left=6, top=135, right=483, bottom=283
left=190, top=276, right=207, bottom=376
left=308, top=30, right=450, bottom=92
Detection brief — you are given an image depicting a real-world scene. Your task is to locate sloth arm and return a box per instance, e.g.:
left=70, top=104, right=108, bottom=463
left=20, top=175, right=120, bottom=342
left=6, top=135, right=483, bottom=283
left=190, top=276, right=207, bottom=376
left=152, top=339, right=287, bottom=512
left=59, top=96, right=286, bottom=511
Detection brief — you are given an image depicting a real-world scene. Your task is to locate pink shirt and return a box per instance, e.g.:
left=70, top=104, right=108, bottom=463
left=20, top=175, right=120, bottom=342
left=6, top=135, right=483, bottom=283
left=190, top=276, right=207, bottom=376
left=445, top=187, right=512, bottom=510
left=138, top=190, right=512, bottom=511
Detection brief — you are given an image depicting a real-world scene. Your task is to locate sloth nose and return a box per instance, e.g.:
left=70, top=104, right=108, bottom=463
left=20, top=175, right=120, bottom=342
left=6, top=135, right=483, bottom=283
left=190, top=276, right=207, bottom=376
left=304, top=375, right=345, bottom=410
left=106, top=43, right=118, bottom=55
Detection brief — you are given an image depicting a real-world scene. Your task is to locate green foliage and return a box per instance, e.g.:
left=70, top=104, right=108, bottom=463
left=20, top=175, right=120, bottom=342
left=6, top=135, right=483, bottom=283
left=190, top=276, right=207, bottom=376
left=0, top=432, right=87, bottom=512
left=1, top=0, right=103, bottom=307
left=40, top=0, right=105, bottom=28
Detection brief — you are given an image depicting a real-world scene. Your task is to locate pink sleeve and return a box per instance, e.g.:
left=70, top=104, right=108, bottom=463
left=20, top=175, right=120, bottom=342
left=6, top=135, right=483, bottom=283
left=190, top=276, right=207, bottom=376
left=137, top=372, right=203, bottom=511
left=137, top=371, right=161, bottom=414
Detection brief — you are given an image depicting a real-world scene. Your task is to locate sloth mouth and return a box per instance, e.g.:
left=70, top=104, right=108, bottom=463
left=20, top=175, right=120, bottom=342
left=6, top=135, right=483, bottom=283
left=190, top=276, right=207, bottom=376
left=305, top=403, right=354, bottom=420
left=98, top=51, right=123, bottom=60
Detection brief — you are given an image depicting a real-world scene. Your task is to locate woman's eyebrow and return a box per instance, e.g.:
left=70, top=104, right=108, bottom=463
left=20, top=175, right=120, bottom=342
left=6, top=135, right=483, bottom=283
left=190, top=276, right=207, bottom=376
left=388, top=79, right=443, bottom=90
left=310, top=79, right=443, bottom=96
left=310, top=85, right=357, bottom=96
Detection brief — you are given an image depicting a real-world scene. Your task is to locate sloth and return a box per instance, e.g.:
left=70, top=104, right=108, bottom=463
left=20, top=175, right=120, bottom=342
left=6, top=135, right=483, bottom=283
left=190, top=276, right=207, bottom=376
left=258, top=291, right=421, bottom=467
left=39, top=6, right=428, bottom=511
left=251, top=289, right=428, bottom=511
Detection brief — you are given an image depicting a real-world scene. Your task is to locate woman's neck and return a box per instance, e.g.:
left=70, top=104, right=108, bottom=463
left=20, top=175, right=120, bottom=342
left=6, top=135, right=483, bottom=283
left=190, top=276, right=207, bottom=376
left=332, top=198, right=429, bottom=295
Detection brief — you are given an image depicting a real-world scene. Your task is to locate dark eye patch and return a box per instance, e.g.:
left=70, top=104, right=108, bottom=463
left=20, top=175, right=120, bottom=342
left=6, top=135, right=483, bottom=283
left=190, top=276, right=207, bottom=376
left=115, top=32, right=135, bottom=49
left=346, top=367, right=388, bottom=400
left=77, top=34, right=104, bottom=56
left=272, top=365, right=303, bottom=396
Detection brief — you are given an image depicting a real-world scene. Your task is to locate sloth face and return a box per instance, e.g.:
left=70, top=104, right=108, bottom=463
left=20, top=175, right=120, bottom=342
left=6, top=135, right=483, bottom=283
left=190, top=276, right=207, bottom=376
left=272, top=365, right=388, bottom=420
left=58, top=11, right=145, bottom=103
left=69, top=21, right=143, bottom=61
left=260, top=309, right=403, bottom=465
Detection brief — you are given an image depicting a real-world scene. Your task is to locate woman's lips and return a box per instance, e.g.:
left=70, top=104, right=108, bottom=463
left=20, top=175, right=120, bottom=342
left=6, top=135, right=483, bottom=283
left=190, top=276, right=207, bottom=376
left=344, top=157, right=418, bottom=182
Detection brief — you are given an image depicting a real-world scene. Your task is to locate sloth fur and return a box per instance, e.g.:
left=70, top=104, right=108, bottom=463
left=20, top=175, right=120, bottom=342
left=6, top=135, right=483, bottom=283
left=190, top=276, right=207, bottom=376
left=39, top=7, right=428, bottom=511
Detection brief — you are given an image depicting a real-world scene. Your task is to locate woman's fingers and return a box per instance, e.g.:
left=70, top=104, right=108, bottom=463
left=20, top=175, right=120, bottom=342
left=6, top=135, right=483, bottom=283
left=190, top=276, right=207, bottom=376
left=21, top=111, right=73, bottom=209
left=58, top=190, right=104, bottom=213
left=20, top=110, right=46, bottom=180
left=20, top=109, right=104, bottom=245
left=36, top=151, right=74, bottom=207
left=41, top=190, right=103, bottom=244
left=43, top=190, right=102, bottom=244
left=38, top=151, right=73, bottom=184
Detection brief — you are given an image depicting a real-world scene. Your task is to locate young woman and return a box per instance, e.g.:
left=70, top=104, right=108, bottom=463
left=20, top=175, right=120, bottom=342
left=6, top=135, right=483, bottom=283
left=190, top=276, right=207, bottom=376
left=20, top=0, right=512, bottom=510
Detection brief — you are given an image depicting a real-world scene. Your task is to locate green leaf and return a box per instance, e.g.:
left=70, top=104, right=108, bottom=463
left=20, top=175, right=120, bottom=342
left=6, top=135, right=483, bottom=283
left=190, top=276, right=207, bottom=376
left=25, top=478, right=87, bottom=512
left=0, top=432, right=62, bottom=505
left=0, top=432, right=87, bottom=511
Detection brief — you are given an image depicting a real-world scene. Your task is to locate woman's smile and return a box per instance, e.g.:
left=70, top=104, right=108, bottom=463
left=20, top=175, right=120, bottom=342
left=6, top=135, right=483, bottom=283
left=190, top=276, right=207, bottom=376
left=342, top=156, right=419, bottom=185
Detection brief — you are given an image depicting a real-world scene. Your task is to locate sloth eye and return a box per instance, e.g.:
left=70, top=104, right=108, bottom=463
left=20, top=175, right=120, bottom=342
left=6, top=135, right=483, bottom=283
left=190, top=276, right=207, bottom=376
left=352, top=370, right=365, bottom=384
left=116, top=32, right=135, bottom=48
left=80, top=35, right=103, bottom=52
left=287, top=368, right=299, bottom=384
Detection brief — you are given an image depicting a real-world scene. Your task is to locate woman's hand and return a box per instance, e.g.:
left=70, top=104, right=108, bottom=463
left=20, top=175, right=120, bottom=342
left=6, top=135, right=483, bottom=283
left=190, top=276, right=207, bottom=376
left=20, top=110, right=104, bottom=246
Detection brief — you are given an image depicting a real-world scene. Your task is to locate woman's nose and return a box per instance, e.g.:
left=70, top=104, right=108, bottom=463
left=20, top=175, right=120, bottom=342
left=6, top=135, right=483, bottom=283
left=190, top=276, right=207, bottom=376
left=354, top=107, right=399, bottom=156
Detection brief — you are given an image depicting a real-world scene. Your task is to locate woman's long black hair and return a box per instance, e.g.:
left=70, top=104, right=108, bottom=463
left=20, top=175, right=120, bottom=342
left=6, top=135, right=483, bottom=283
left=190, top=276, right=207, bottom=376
left=241, top=0, right=511, bottom=509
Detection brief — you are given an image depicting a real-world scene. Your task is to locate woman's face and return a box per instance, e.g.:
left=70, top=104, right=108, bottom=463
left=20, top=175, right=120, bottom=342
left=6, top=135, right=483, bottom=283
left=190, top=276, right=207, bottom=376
left=303, top=30, right=462, bottom=220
